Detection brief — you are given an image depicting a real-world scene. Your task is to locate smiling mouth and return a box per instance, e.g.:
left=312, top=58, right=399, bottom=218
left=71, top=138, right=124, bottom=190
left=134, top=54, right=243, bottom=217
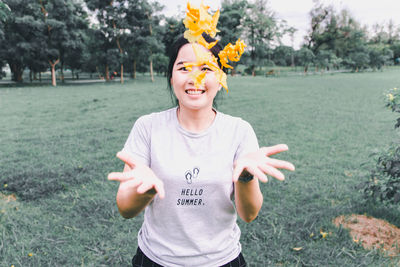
left=185, top=89, right=205, bottom=95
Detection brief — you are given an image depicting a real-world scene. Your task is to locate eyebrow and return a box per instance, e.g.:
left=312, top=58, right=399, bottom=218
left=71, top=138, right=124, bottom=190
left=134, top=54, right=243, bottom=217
left=176, top=61, right=186, bottom=66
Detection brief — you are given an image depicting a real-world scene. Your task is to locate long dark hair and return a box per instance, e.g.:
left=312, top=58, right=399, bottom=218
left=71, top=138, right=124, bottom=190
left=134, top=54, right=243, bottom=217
left=166, top=34, right=226, bottom=107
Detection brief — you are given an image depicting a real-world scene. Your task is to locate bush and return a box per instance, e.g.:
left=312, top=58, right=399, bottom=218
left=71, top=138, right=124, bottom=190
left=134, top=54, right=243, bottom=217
left=362, top=87, right=400, bottom=204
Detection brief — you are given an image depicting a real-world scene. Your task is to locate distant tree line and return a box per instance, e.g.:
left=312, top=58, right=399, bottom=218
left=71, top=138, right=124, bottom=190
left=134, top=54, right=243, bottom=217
left=0, top=0, right=399, bottom=85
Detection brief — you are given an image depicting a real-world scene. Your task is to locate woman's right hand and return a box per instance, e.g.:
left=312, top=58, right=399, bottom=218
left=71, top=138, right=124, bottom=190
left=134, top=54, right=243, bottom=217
left=108, top=151, right=165, bottom=199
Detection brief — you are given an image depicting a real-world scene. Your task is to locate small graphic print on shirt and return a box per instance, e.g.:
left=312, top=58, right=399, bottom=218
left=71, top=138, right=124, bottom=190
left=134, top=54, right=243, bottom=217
left=178, top=167, right=205, bottom=206
left=184, top=167, right=200, bottom=184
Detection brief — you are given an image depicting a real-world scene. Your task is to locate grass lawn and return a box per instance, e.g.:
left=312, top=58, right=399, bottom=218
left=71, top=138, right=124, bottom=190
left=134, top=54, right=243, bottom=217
left=1, top=69, right=399, bottom=266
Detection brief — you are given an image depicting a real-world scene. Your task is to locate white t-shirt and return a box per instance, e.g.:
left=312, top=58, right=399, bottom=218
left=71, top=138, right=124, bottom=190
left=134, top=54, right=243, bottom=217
left=122, top=107, right=259, bottom=267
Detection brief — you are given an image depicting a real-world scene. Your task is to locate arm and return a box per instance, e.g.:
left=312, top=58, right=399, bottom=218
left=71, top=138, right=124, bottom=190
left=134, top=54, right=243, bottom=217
left=234, top=170, right=263, bottom=223
left=233, top=145, right=295, bottom=223
left=108, top=151, right=165, bottom=219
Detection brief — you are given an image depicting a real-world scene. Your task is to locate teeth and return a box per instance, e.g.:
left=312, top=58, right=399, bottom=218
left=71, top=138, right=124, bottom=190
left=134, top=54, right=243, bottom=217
left=186, top=90, right=204, bottom=95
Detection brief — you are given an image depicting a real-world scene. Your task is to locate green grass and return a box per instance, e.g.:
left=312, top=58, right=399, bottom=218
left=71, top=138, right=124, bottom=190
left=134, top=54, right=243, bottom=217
left=1, top=70, right=399, bottom=266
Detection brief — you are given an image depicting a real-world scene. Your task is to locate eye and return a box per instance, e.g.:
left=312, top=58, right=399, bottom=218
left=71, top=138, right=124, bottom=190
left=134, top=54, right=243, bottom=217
left=178, top=66, right=188, bottom=71
left=201, top=66, right=212, bottom=72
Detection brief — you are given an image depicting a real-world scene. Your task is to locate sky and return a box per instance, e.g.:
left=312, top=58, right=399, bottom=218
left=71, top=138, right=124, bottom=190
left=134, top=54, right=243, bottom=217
left=157, top=0, right=400, bottom=49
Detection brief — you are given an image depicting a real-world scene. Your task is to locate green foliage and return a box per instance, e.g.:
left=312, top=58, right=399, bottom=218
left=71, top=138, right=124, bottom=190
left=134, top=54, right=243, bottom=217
left=296, top=47, right=315, bottom=72
left=362, top=87, right=400, bottom=204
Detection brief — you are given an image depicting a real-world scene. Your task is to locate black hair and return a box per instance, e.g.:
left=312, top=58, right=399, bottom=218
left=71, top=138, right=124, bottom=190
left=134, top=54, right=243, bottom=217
left=166, top=33, right=225, bottom=107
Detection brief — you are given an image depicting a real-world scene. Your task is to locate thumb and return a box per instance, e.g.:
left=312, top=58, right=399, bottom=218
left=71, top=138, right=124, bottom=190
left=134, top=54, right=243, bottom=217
left=232, top=162, right=245, bottom=182
left=116, top=151, right=137, bottom=169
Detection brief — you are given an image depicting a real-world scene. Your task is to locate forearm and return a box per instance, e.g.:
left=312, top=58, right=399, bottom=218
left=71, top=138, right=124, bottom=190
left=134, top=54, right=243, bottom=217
left=234, top=172, right=263, bottom=223
left=115, top=163, right=156, bottom=219
left=116, top=187, right=156, bottom=219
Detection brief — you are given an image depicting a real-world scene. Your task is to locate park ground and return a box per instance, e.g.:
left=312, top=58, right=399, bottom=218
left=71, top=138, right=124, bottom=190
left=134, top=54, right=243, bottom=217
left=0, top=68, right=400, bottom=266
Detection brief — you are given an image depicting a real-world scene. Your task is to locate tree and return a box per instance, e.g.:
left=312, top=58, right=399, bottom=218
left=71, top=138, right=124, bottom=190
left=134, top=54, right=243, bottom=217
left=86, top=0, right=118, bottom=81
left=344, top=46, right=370, bottom=72
left=272, top=45, right=294, bottom=66
left=368, top=44, right=393, bottom=70
left=38, top=0, right=88, bottom=86
left=1, top=0, right=46, bottom=82
left=140, top=1, right=165, bottom=82
left=0, top=2, right=11, bottom=79
left=296, top=47, right=315, bottom=73
left=162, top=16, right=185, bottom=58
left=242, top=0, right=287, bottom=76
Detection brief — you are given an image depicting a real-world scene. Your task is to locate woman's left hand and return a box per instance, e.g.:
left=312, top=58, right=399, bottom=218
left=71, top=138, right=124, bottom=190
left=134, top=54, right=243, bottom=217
left=233, top=144, right=295, bottom=183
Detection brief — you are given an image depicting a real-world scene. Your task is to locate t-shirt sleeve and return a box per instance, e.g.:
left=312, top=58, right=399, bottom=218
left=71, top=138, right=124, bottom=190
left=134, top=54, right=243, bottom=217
left=121, top=115, right=151, bottom=166
left=234, top=120, right=259, bottom=162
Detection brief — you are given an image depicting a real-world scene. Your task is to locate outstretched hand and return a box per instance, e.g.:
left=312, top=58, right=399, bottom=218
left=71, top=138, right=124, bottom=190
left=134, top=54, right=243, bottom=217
left=108, top=151, right=165, bottom=199
left=233, top=144, right=295, bottom=183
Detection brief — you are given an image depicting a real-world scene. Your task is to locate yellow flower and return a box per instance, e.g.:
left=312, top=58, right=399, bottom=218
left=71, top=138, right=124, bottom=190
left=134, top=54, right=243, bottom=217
left=394, top=87, right=398, bottom=91
left=189, top=70, right=207, bottom=89
left=28, top=252, right=33, bottom=257
left=183, top=1, right=220, bottom=48
left=218, top=39, right=247, bottom=69
left=388, top=93, right=394, bottom=101
left=353, top=238, right=359, bottom=243
left=293, top=247, right=303, bottom=251
left=3, top=183, right=7, bottom=188
left=320, top=229, right=328, bottom=239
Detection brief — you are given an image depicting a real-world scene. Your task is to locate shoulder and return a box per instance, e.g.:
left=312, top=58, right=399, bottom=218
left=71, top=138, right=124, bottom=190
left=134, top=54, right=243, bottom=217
left=134, top=107, right=177, bottom=128
left=216, top=110, right=254, bottom=132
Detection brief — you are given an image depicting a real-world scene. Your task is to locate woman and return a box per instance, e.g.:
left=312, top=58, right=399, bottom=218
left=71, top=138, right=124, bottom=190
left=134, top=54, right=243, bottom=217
left=108, top=34, right=295, bottom=267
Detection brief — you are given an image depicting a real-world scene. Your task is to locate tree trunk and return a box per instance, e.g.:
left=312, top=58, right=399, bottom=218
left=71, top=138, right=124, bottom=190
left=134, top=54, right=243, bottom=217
left=291, top=54, right=295, bottom=67
left=60, top=61, right=65, bottom=83
left=39, top=72, right=42, bottom=82
left=120, top=64, right=124, bottom=84
left=105, top=64, right=110, bottom=81
left=10, top=63, right=23, bottom=82
left=149, top=53, right=154, bottom=82
left=29, top=70, right=33, bottom=82
left=132, top=60, right=136, bottom=79
left=71, top=69, right=74, bottom=80
left=49, top=59, right=60, bottom=86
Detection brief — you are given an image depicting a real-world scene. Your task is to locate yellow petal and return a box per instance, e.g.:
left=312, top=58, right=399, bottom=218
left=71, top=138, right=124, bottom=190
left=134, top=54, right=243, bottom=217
left=293, top=247, right=303, bottom=251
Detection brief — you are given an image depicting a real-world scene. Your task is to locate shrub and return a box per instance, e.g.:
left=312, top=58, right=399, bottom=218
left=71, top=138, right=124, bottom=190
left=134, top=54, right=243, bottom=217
left=362, top=87, right=400, bottom=204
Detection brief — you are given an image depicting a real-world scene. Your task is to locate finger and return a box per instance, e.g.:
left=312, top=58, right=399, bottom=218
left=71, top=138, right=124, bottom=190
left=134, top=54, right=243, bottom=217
left=116, top=151, right=137, bottom=169
left=259, top=164, right=285, bottom=181
left=265, top=158, right=295, bottom=171
left=108, top=171, right=133, bottom=182
left=154, top=180, right=165, bottom=199
left=137, top=182, right=155, bottom=195
left=246, top=165, right=268, bottom=183
left=123, top=178, right=143, bottom=189
left=232, top=162, right=245, bottom=182
left=261, top=144, right=289, bottom=156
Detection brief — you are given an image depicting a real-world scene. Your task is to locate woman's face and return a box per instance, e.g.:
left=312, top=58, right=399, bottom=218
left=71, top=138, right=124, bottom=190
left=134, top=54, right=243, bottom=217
left=171, top=43, right=222, bottom=112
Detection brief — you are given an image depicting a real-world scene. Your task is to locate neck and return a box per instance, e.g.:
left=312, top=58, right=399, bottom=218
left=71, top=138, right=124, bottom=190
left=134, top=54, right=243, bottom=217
left=177, top=105, right=216, bottom=133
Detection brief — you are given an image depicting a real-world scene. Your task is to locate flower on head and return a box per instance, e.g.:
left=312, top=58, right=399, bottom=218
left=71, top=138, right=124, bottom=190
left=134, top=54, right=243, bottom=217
left=182, top=1, right=246, bottom=92
left=189, top=70, right=207, bottom=89
left=388, top=93, right=394, bottom=102
left=218, top=39, right=247, bottom=69
left=183, top=1, right=219, bottom=49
